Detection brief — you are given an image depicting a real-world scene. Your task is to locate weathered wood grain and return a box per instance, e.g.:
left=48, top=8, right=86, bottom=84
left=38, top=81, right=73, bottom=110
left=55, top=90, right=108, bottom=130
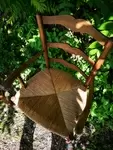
left=47, top=42, right=94, bottom=66
left=41, top=15, right=108, bottom=46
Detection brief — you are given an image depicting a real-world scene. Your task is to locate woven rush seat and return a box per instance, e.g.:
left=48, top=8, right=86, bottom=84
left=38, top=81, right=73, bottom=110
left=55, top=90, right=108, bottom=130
left=16, top=68, right=87, bottom=136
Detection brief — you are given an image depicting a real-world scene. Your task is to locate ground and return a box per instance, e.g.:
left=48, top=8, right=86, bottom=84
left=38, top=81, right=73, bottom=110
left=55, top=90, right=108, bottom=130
left=0, top=107, right=113, bottom=150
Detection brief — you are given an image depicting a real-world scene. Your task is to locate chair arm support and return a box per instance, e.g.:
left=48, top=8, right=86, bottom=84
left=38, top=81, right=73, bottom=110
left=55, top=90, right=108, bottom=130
left=2, top=52, right=42, bottom=90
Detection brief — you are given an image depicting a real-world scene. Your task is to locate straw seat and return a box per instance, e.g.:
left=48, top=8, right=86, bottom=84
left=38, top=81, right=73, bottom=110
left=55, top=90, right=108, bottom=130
left=18, top=68, right=87, bottom=136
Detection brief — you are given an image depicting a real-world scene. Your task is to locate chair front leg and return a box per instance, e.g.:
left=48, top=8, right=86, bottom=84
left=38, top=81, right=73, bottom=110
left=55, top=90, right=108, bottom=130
left=75, top=79, right=94, bottom=134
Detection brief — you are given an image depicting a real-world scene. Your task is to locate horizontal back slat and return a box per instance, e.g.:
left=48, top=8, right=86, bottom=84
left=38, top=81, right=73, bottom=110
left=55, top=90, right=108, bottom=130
left=47, top=42, right=94, bottom=66
left=42, top=15, right=108, bottom=46
left=49, top=58, right=87, bottom=79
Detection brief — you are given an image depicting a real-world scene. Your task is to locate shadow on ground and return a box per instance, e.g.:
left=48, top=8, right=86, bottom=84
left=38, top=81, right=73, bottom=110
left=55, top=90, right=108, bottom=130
left=19, top=117, right=36, bottom=150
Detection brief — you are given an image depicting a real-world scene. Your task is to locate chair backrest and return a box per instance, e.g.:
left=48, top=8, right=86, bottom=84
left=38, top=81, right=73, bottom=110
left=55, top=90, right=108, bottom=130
left=36, top=15, right=113, bottom=87
left=0, top=15, right=113, bottom=105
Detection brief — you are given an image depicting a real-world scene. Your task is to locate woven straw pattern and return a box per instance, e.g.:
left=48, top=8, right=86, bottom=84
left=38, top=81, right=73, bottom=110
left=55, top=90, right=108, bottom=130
left=16, top=68, right=87, bottom=137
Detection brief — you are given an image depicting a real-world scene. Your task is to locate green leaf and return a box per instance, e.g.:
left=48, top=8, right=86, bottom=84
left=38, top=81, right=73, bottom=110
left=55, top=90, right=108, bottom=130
left=31, top=0, right=46, bottom=12
left=101, top=30, right=110, bottom=36
left=91, top=110, right=97, bottom=117
left=108, top=15, right=113, bottom=21
left=88, top=41, right=101, bottom=49
left=109, top=59, right=113, bottom=69
left=110, top=105, right=113, bottom=112
left=99, top=21, right=113, bottom=30
left=89, top=49, right=100, bottom=56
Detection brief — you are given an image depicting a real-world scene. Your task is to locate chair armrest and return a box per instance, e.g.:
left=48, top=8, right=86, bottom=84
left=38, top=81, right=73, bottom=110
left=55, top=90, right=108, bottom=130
left=2, top=52, right=42, bottom=90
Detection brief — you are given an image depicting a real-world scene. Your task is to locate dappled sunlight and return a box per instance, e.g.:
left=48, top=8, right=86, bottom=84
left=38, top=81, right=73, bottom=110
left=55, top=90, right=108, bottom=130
left=11, top=90, right=20, bottom=106
left=77, top=88, right=87, bottom=110
left=75, top=20, right=91, bottom=30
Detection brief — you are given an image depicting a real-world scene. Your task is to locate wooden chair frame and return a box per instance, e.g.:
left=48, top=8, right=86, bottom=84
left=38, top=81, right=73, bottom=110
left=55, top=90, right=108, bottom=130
left=0, top=14, right=113, bottom=135
left=36, top=15, right=113, bottom=87
left=35, top=15, right=113, bottom=133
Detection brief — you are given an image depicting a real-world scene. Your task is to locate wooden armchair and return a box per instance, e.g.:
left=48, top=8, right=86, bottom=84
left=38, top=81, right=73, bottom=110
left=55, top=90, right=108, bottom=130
left=0, top=15, right=113, bottom=138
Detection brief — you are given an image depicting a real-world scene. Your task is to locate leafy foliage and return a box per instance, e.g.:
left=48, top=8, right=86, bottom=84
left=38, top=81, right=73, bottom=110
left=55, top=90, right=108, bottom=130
left=0, top=0, right=113, bottom=145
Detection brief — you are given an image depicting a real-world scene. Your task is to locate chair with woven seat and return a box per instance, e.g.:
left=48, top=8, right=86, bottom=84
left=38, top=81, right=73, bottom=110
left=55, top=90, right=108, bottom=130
left=0, top=15, right=113, bottom=138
